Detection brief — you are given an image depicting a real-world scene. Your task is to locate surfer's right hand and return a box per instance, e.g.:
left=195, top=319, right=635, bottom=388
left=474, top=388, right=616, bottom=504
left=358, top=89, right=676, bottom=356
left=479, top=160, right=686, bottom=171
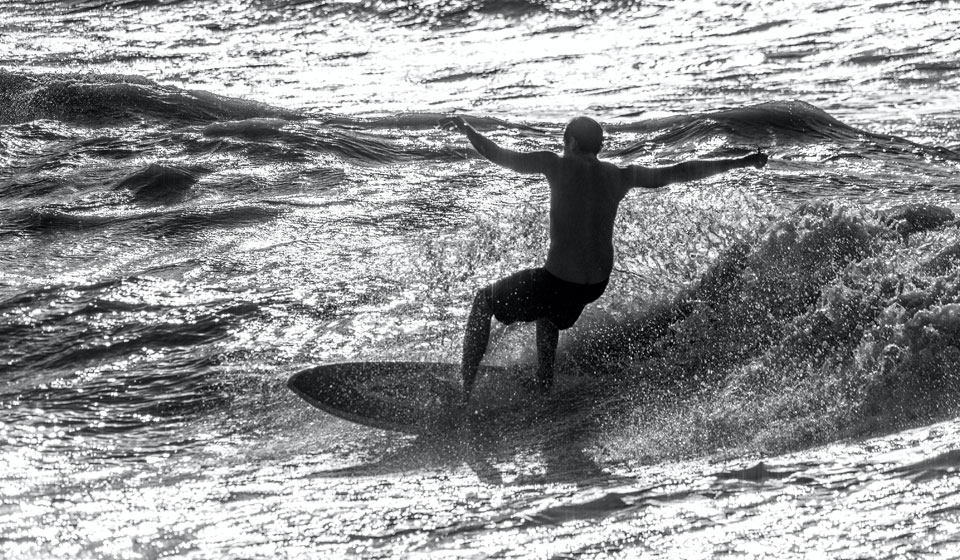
left=746, top=148, right=769, bottom=169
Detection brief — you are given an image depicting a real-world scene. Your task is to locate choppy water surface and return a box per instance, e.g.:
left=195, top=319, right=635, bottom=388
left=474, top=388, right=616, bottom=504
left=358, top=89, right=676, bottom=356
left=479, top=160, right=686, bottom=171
left=2, top=0, right=960, bottom=558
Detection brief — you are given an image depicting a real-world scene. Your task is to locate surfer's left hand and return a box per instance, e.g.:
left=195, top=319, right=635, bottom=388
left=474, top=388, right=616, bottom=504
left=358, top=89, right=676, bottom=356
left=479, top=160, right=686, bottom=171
left=439, top=115, right=469, bottom=134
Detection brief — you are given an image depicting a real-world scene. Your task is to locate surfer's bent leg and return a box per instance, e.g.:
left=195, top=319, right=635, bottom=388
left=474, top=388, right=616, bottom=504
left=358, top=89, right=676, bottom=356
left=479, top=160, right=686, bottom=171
left=535, top=319, right=559, bottom=393
left=461, top=289, right=492, bottom=400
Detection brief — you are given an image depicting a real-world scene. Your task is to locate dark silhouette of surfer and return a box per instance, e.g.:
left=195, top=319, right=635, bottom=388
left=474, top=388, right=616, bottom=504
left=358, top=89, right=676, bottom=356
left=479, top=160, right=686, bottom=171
left=441, top=115, right=767, bottom=401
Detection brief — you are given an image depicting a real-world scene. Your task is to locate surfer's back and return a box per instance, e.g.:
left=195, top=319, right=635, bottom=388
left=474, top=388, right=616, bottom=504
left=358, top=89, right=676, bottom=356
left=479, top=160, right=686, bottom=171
left=543, top=154, right=627, bottom=285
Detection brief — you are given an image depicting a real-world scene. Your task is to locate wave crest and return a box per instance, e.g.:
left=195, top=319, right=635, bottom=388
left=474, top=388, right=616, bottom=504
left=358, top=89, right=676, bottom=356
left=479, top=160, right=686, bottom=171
left=0, top=70, right=299, bottom=125
left=583, top=202, right=960, bottom=460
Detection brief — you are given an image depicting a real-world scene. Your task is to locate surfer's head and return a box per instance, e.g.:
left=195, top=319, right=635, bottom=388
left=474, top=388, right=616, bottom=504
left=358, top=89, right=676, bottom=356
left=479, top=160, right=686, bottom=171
left=563, top=116, right=603, bottom=155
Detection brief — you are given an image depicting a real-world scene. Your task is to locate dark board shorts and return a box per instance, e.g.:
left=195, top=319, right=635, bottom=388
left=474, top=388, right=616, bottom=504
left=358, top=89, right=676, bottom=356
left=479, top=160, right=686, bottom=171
left=482, top=268, right=608, bottom=330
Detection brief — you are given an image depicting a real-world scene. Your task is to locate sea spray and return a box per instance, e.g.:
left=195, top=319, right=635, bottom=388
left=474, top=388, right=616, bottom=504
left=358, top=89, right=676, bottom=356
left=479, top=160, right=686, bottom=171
left=596, top=203, right=960, bottom=461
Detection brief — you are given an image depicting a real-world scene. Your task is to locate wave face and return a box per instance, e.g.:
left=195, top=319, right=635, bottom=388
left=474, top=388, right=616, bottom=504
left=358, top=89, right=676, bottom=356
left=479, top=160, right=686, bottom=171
left=565, top=202, right=960, bottom=457
left=0, top=70, right=300, bottom=125
left=2, top=0, right=960, bottom=558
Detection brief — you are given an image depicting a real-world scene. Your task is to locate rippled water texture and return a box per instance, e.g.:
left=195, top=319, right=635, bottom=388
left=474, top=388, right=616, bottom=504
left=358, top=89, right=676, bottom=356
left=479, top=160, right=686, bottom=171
left=2, top=0, right=959, bottom=124
left=1, top=0, right=960, bottom=558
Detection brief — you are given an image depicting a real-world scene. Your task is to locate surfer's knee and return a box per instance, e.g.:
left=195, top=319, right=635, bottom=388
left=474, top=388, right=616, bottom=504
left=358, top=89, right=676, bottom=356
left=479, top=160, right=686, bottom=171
left=472, top=288, right=492, bottom=315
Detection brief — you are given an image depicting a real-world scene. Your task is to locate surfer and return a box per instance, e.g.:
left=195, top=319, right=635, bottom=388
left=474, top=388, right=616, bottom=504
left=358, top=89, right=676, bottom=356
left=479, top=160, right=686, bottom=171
left=441, top=115, right=767, bottom=401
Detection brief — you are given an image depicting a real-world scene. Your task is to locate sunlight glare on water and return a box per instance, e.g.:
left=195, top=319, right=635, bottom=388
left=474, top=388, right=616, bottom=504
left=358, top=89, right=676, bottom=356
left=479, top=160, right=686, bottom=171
left=2, top=0, right=960, bottom=558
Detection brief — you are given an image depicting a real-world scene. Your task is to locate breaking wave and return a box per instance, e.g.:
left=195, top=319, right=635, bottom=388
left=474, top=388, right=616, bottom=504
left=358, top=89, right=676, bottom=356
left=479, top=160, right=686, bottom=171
left=572, top=202, right=960, bottom=460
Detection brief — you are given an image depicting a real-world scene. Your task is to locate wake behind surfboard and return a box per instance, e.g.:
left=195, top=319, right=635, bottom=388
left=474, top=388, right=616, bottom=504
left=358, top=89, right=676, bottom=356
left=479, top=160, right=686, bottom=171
left=287, top=362, right=599, bottom=435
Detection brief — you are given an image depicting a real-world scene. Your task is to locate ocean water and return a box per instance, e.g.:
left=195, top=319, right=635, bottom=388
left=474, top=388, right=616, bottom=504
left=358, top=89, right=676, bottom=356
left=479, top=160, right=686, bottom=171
left=2, top=0, right=960, bottom=558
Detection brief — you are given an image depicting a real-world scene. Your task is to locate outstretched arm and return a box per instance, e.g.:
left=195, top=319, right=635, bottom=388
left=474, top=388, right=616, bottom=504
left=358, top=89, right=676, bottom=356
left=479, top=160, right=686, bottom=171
left=624, top=150, right=768, bottom=190
left=440, top=116, right=557, bottom=175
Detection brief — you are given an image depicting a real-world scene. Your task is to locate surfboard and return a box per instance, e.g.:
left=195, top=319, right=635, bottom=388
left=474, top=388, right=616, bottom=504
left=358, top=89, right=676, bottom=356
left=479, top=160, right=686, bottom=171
left=287, top=361, right=595, bottom=435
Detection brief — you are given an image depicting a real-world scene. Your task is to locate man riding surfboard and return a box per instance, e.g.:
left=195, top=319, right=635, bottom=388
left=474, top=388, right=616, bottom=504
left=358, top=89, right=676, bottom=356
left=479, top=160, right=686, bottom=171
left=441, top=115, right=768, bottom=401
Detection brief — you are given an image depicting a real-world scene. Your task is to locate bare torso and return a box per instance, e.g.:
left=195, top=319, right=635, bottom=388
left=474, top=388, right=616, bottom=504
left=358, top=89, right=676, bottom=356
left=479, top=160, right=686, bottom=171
left=449, top=118, right=765, bottom=286
left=543, top=155, right=627, bottom=284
